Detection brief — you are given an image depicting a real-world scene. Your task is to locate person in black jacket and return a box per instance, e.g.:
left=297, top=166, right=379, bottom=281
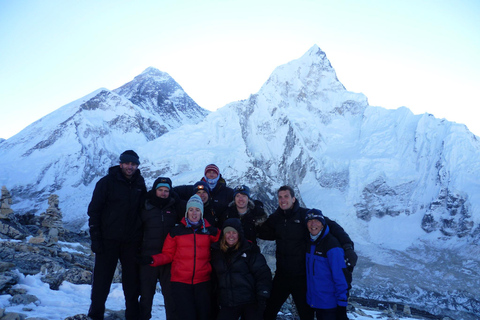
left=211, top=218, right=272, bottom=320
left=173, top=164, right=234, bottom=226
left=257, top=185, right=357, bottom=320
left=221, top=185, right=268, bottom=246
left=87, top=150, right=147, bottom=320
left=139, top=177, right=184, bottom=320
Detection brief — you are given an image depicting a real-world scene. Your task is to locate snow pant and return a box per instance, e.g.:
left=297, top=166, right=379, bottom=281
left=217, top=303, right=263, bottom=320
left=171, top=281, right=212, bottom=320
left=263, top=273, right=314, bottom=320
left=88, top=239, right=141, bottom=320
left=314, top=307, right=336, bottom=320
left=139, top=263, right=177, bottom=320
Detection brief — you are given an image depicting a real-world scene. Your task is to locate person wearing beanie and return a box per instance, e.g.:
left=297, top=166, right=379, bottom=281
left=211, top=218, right=272, bottom=320
left=258, top=185, right=356, bottom=320
left=305, top=209, right=349, bottom=320
left=221, top=185, right=268, bottom=246
left=87, top=149, right=147, bottom=320
left=173, top=164, right=234, bottom=228
left=139, top=177, right=184, bottom=320
left=147, top=194, right=220, bottom=320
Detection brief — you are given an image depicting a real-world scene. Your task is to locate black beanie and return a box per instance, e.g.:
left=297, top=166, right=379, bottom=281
left=120, top=150, right=140, bottom=165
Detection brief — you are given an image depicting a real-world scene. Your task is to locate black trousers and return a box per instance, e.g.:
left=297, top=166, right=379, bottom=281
left=314, top=307, right=336, bottom=320
left=171, top=281, right=212, bottom=320
left=217, top=303, right=263, bottom=320
left=139, top=263, right=177, bottom=320
left=263, top=273, right=314, bottom=320
left=88, top=239, right=141, bottom=320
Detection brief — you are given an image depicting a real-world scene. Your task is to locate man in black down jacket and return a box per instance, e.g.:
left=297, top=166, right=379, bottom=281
left=173, top=164, right=234, bottom=227
left=87, top=150, right=147, bottom=320
left=139, top=177, right=184, bottom=320
left=258, top=185, right=357, bottom=320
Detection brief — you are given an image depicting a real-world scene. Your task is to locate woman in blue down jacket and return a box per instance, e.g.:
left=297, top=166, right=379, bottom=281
left=305, top=209, right=349, bottom=320
left=211, top=218, right=272, bottom=320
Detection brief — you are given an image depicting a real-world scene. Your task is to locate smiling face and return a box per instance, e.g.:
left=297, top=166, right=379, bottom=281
left=205, top=170, right=218, bottom=179
left=307, top=219, right=324, bottom=236
left=224, top=230, right=239, bottom=247
left=187, top=206, right=202, bottom=223
left=196, top=190, right=209, bottom=204
left=234, top=193, right=249, bottom=212
left=156, top=186, right=170, bottom=199
left=119, top=162, right=138, bottom=179
left=278, top=190, right=295, bottom=210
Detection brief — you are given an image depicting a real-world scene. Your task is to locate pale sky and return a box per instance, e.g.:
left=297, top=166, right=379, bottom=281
left=1, top=0, right=479, bottom=139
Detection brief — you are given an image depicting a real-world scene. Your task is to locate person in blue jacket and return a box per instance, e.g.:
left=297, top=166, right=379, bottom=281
left=305, top=209, right=349, bottom=320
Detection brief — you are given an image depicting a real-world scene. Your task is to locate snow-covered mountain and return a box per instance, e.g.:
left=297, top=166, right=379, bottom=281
left=1, top=45, right=479, bottom=319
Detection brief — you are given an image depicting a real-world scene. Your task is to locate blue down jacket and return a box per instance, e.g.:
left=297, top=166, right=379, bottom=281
left=306, top=225, right=348, bottom=309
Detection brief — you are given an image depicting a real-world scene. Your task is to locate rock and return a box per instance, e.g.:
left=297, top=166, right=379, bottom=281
left=9, top=293, right=40, bottom=306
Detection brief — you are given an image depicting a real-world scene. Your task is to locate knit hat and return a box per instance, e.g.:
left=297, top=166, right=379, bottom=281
left=193, top=181, right=210, bottom=196
left=233, top=185, right=250, bottom=199
left=119, top=150, right=140, bottom=165
left=152, top=177, right=172, bottom=190
left=186, top=194, right=204, bottom=217
left=305, top=208, right=326, bottom=225
left=222, top=218, right=244, bottom=239
left=204, top=164, right=220, bottom=176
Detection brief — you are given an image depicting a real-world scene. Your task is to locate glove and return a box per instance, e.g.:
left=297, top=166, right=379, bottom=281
left=90, top=239, right=104, bottom=254
left=138, top=255, right=154, bottom=265
left=256, top=298, right=267, bottom=315
left=343, top=244, right=358, bottom=268
left=336, top=305, right=348, bottom=320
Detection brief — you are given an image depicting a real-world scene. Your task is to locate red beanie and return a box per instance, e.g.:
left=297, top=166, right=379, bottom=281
left=204, top=164, right=220, bottom=176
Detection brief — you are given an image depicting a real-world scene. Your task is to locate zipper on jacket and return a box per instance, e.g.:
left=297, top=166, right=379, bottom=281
left=192, top=230, right=197, bottom=284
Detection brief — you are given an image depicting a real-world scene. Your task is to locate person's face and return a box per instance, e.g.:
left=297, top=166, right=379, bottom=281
left=224, top=230, right=239, bottom=247
left=307, top=219, right=324, bottom=236
left=187, top=207, right=202, bottom=223
left=196, top=190, right=209, bottom=203
left=235, top=193, right=249, bottom=211
left=205, top=170, right=218, bottom=179
left=278, top=190, right=295, bottom=210
left=156, top=187, right=170, bottom=199
left=119, top=162, right=138, bottom=179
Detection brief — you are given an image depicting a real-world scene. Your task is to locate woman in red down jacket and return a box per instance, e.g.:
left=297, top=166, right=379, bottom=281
left=149, top=194, right=220, bottom=320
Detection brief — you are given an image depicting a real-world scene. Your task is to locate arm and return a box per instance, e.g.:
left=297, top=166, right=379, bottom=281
left=249, top=252, right=272, bottom=300
left=151, top=233, right=177, bottom=266
left=327, top=247, right=349, bottom=307
left=325, top=217, right=358, bottom=268
left=256, top=213, right=276, bottom=240
left=87, top=178, right=107, bottom=253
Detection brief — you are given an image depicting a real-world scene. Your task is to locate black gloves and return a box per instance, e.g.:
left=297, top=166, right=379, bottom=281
left=138, top=255, right=154, bottom=265
left=336, top=306, right=349, bottom=320
left=256, top=298, right=267, bottom=315
left=90, top=239, right=104, bottom=254
left=89, top=225, right=103, bottom=254
left=342, top=244, right=358, bottom=268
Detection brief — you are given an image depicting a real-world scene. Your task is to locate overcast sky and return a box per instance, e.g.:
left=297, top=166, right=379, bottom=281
left=1, top=0, right=479, bottom=139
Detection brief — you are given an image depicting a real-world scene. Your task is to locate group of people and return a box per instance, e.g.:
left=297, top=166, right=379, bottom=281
left=86, top=150, right=358, bottom=320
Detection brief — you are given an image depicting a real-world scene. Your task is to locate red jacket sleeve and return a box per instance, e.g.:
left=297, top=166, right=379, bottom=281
left=151, top=234, right=177, bottom=266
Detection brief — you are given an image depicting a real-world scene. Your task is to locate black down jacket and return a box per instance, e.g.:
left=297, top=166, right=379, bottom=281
left=88, top=165, right=147, bottom=242
left=211, top=219, right=272, bottom=307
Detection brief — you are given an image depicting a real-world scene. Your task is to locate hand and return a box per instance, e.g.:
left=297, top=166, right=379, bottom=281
left=336, top=305, right=348, bottom=320
left=343, top=244, right=358, bottom=267
left=90, top=239, right=104, bottom=254
left=138, top=255, right=154, bottom=265
left=256, top=298, right=267, bottom=315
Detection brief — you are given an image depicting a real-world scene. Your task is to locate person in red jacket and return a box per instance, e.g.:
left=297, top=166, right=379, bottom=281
left=149, top=194, right=220, bottom=320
